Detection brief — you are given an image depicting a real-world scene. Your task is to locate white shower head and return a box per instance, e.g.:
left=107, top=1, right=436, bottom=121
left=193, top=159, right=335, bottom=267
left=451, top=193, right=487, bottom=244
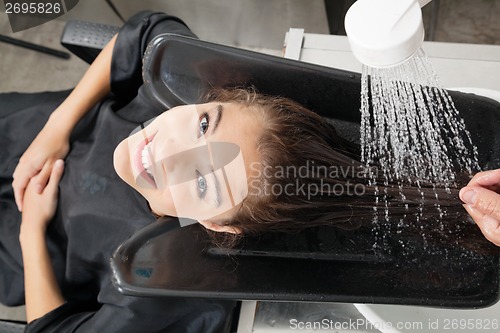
left=345, top=0, right=432, bottom=68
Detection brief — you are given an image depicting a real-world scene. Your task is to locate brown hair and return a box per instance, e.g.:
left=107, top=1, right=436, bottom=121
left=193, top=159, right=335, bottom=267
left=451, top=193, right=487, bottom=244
left=204, top=88, right=486, bottom=250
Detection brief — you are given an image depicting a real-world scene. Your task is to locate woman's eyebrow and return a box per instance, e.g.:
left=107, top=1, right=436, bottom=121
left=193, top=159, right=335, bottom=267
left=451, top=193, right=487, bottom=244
left=212, top=104, right=223, bottom=134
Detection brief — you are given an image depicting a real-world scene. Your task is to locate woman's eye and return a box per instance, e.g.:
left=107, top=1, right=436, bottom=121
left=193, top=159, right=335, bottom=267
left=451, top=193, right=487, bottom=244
left=196, top=171, right=208, bottom=199
left=198, top=113, right=210, bottom=137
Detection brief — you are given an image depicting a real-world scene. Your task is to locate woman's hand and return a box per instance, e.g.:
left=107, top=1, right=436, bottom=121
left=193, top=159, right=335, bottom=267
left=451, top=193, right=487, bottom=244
left=12, top=34, right=116, bottom=213
left=20, top=159, right=65, bottom=236
left=12, top=116, right=70, bottom=212
left=19, top=161, right=66, bottom=322
left=460, top=169, right=500, bottom=246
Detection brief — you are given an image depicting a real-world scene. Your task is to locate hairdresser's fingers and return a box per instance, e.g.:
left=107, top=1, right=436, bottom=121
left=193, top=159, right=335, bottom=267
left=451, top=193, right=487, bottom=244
left=467, top=169, right=500, bottom=191
left=12, top=159, right=44, bottom=212
left=460, top=186, right=500, bottom=221
left=463, top=204, right=500, bottom=247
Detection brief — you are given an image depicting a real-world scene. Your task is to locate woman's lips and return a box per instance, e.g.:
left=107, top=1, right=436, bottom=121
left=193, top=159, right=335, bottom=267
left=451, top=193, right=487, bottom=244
left=134, top=132, right=157, bottom=189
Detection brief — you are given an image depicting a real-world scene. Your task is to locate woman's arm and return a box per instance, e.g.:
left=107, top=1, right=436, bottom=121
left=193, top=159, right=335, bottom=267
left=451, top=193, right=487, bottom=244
left=460, top=169, right=500, bottom=246
left=19, top=160, right=66, bottom=322
left=20, top=231, right=65, bottom=322
left=12, top=35, right=117, bottom=212
left=48, top=34, right=117, bottom=134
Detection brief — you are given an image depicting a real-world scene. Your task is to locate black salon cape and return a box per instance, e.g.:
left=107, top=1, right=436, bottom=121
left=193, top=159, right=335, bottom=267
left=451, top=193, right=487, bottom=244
left=0, top=11, right=234, bottom=333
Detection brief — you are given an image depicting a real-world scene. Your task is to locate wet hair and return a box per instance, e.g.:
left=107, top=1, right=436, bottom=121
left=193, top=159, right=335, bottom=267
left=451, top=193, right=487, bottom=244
left=204, top=88, right=491, bottom=252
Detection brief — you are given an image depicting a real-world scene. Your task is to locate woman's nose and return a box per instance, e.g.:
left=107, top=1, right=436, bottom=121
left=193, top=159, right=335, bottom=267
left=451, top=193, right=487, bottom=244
left=154, top=132, right=195, bottom=163
left=164, top=145, right=212, bottom=185
left=150, top=142, right=186, bottom=190
left=152, top=105, right=205, bottom=176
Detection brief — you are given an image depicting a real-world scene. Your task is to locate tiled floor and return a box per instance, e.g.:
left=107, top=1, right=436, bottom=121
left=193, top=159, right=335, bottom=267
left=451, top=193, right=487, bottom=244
left=1, top=0, right=500, bottom=324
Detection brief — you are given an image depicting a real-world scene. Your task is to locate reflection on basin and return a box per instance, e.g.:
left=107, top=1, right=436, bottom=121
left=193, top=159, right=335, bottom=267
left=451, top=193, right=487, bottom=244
left=355, top=87, right=500, bottom=333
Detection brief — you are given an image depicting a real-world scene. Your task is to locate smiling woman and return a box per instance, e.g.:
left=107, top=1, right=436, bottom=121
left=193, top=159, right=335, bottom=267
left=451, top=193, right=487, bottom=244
left=1, top=11, right=238, bottom=333
left=113, top=102, right=261, bottom=230
left=1, top=9, right=499, bottom=333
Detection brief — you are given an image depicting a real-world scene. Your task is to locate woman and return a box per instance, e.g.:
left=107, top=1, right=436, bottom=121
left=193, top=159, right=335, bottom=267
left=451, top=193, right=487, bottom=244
left=2, top=10, right=499, bottom=333
left=3, top=11, right=240, bottom=332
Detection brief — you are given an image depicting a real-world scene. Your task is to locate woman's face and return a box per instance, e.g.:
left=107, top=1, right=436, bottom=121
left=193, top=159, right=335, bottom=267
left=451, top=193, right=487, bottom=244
left=113, top=102, right=261, bottom=233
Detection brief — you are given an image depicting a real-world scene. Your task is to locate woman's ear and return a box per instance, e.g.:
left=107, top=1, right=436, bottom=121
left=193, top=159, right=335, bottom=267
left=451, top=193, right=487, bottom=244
left=198, top=220, right=241, bottom=234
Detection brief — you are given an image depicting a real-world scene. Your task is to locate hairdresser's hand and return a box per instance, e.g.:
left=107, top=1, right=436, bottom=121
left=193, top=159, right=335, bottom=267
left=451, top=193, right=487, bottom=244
left=460, top=169, right=500, bottom=247
left=20, top=160, right=65, bottom=236
left=12, top=116, right=70, bottom=212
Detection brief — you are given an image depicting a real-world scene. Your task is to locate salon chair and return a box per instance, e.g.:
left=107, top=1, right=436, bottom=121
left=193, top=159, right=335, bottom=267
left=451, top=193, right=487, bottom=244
left=2, top=19, right=498, bottom=333
left=63, top=20, right=500, bottom=308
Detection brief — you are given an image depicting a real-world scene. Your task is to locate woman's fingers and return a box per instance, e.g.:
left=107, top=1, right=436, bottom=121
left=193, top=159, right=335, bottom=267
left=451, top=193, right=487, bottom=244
left=33, top=161, right=54, bottom=194
left=463, top=204, right=500, bottom=247
left=46, top=160, right=65, bottom=193
left=12, top=177, right=28, bottom=212
left=12, top=160, right=43, bottom=212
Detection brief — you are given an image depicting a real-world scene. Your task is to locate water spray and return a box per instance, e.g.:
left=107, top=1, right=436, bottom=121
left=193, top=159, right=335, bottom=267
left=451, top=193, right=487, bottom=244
left=344, top=0, right=479, bottom=248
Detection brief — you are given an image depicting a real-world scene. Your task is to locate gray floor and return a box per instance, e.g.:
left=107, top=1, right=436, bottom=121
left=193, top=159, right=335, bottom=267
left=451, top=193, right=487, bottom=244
left=2, top=0, right=500, bottom=92
left=0, top=0, right=329, bottom=93
left=1, top=0, right=500, bottom=324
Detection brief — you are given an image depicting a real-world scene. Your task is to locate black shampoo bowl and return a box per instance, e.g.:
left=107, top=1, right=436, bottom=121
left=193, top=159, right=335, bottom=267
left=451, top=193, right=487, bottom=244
left=111, top=34, right=500, bottom=308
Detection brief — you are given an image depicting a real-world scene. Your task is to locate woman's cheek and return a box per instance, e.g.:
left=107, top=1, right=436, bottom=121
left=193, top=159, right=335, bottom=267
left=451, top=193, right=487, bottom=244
left=113, top=140, right=131, bottom=183
left=146, top=190, right=176, bottom=217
